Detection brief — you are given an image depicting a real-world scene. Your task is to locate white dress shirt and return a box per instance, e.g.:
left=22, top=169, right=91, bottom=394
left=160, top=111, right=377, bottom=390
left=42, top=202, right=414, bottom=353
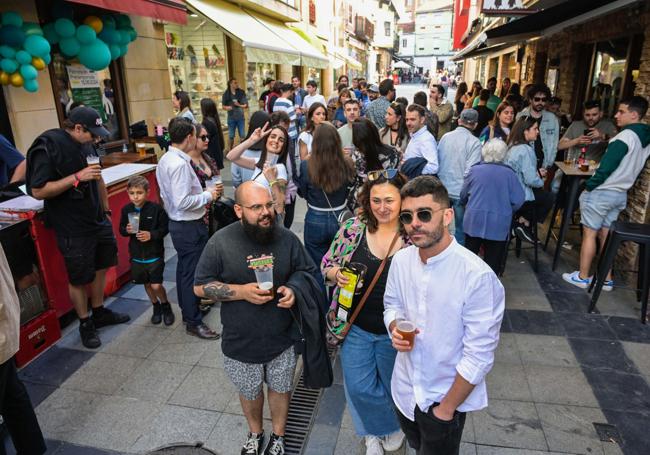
left=403, top=126, right=439, bottom=175
left=383, top=239, right=505, bottom=420
left=156, top=146, right=212, bottom=221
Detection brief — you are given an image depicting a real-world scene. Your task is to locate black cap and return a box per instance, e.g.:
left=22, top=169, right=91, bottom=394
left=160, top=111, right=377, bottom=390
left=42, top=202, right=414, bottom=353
left=68, top=106, right=110, bottom=138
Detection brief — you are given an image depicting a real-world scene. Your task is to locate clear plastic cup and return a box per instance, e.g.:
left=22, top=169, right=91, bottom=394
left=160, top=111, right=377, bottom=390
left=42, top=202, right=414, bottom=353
left=396, top=320, right=416, bottom=347
left=254, top=267, right=274, bottom=298
left=127, top=212, right=140, bottom=232
left=206, top=176, right=222, bottom=190
left=87, top=155, right=100, bottom=166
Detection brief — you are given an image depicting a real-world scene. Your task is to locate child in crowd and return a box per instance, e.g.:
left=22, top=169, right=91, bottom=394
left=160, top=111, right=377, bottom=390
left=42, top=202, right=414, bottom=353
left=119, top=175, right=174, bottom=325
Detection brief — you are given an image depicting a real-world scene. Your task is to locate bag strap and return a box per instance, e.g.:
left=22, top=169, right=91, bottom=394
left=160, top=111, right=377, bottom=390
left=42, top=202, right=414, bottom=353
left=341, top=231, right=400, bottom=336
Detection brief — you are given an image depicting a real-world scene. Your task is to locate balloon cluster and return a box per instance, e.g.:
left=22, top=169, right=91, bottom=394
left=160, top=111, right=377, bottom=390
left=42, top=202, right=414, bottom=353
left=42, top=1, right=137, bottom=72
left=0, top=12, right=51, bottom=92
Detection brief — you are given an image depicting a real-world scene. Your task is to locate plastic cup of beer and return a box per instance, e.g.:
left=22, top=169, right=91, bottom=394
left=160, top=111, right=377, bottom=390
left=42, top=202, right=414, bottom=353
left=396, top=320, right=416, bottom=347
left=254, top=267, right=274, bottom=298
left=86, top=155, right=100, bottom=167
left=136, top=143, right=147, bottom=156
left=127, top=212, right=140, bottom=232
left=206, top=176, right=221, bottom=191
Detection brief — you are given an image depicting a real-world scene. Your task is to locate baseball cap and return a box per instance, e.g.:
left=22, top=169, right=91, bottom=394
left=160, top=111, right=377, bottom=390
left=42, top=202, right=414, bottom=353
left=460, top=108, right=479, bottom=124
left=68, top=106, right=110, bottom=137
left=368, top=84, right=379, bottom=93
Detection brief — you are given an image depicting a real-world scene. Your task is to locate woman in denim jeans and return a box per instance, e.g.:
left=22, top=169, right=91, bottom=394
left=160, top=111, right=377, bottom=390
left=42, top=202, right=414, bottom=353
left=321, top=172, right=410, bottom=455
left=297, top=123, right=355, bottom=271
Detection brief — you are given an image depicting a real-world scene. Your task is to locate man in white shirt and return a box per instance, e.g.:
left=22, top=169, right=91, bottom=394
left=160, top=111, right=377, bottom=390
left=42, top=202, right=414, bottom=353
left=337, top=99, right=361, bottom=150
left=384, top=176, right=505, bottom=454
left=403, top=104, right=439, bottom=177
left=156, top=117, right=221, bottom=340
left=301, top=80, right=326, bottom=111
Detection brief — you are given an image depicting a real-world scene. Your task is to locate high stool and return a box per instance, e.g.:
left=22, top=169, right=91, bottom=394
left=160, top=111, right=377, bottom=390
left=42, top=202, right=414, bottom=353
left=501, top=209, right=539, bottom=275
left=588, top=221, right=650, bottom=323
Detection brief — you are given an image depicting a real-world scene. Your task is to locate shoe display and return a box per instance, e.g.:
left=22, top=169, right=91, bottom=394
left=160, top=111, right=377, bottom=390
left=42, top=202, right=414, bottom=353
left=79, top=319, right=101, bottom=349
left=241, top=431, right=264, bottom=455
left=161, top=302, right=175, bottom=326
left=151, top=303, right=162, bottom=325
left=562, top=270, right=591, bottom=289
left=381, top=430, right=405, bottom=451
left=364, top=435, right=383, bottom=455
left=264, top=433, right=285, bottom=455
left=186, top=323, right=220, bottom=340
left=92, top=307, right=131, bottom=329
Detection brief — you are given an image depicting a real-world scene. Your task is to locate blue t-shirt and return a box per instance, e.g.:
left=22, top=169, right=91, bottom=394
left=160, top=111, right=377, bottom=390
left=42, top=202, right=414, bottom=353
left=0, top=134, right=24, bottom=186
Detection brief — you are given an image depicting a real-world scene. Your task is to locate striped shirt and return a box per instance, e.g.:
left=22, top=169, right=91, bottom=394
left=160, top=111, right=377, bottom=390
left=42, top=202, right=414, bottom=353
left=273, top=97, right=298, bottom=139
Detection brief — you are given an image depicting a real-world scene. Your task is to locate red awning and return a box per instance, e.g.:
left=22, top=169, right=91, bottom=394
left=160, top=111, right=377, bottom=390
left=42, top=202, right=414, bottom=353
left=67, top=0, right=187, bottom=24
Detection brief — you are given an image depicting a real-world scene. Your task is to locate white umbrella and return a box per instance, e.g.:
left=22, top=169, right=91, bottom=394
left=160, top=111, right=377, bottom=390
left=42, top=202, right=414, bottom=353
left=392, top=60, right=412, bottom=69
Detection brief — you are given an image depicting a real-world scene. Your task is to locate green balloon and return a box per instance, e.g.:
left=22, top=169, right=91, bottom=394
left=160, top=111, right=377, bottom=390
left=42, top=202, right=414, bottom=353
left=59, top=37, right=80, bottom=57
left=23, top=22, right=43, bottom=36
left=20, top=64, right=37, bottom=80
left=24, top=35, right=51, bottom=58
left=116, top=15, right=131, bottom=29
left=109, top=44, right=121, bottom=60
left=2, top=12, right=23, bottom=28
left=79, top=39, right=111, bottom=71
left=102, top=15, right=116, bottom=29
left=0, top=45, right=15, bottom=59
left=43, top=23, right=59, bottom=44
left=54, top=18, right=75, bottom=38
left=0, top=58, right=18, bottom=74
left=118, top=30, right=130, bottom=46
left=0, top=25, right=25, bottom=48
left=98, top=27, right=120, bottom=45
left=24, top=78, right=39, bottom=92
left=76, top=25, right=96, bottom=44
left=15, top=50, right=31, bottom=65
left=128, top=27, right=137, bottom=42
left=120, top=44, right=128, bottom=57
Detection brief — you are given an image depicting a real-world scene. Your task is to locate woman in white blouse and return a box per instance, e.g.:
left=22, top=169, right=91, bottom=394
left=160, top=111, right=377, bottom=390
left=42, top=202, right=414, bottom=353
left=298, top=102, right=327, bottom=160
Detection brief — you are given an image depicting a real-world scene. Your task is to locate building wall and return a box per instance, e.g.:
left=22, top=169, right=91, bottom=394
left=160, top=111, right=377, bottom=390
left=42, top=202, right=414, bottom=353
left=399, top=33, right=416, bottom=56
left=414, top=8, right=453, bottom=56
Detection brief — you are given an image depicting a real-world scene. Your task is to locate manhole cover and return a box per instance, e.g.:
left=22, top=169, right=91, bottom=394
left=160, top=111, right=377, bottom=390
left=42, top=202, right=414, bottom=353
left=146, top=443, right=218, bottom=455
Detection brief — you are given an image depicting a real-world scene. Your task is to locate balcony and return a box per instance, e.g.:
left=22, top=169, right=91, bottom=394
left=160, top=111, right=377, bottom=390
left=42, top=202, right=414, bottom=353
left=355, top=15, right=374, bottom=42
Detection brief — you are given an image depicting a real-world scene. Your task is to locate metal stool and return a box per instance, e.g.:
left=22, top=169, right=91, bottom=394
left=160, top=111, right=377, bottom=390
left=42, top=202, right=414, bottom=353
left=501, top=208, right=539, bottom=275
left=588, top=221, right=650, bottom=324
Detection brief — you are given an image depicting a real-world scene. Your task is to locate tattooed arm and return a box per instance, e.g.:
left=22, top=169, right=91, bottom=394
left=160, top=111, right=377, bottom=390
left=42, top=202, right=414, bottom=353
left=194, top=281, right=274, bottom=305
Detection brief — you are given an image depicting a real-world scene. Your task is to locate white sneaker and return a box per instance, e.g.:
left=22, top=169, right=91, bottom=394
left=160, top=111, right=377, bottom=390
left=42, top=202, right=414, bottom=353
left=381, top=430, right=405, bottom=451
left=365, top=435, right=384, bottom=455
left=562, top=270, right=591, bottom=289
left=602, top=279, right=614, bottom=292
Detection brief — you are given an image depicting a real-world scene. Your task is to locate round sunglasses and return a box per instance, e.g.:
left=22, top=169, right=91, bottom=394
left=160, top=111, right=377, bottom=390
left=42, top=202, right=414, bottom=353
left=399, top=207, right=446, bottom=225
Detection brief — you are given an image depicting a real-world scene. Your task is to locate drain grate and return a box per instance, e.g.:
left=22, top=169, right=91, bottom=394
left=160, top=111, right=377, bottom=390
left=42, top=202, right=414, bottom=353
left=284, top=346, right=338, bottom=454
left=593, top=422, right=623, bottom=444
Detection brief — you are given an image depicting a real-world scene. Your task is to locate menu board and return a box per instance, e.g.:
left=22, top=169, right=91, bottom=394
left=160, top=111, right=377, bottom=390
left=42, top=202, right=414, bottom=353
left=66, top=64, right=107, bottom=122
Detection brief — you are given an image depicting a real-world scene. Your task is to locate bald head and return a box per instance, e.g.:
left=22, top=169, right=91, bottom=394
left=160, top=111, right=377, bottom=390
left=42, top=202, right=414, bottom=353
left=235, top=181, right=271, bottom=206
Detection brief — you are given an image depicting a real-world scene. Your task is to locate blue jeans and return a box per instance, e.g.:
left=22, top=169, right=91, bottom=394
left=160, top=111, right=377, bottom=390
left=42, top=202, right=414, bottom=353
left=340, top=325, right=400, bottom=437
left=227, top=117, right=245, bottom=140
left=451, top=198, right=465, bottom=246
left=304, top=209, right=340, bottom=270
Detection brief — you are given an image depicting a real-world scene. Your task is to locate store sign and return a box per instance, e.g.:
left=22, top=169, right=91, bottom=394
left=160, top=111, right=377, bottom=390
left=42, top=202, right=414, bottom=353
left=66, top=64, right=107, bottom=121
left=481, top=0, right=529, bottom=16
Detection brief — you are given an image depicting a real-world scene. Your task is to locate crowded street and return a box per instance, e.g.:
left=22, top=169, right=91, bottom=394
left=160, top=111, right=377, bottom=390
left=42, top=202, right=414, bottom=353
left=1, top=1, right=650, bottom=455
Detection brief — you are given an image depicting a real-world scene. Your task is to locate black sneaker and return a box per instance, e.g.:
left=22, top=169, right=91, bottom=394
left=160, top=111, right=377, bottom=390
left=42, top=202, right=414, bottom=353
left=79, top=319, right=101, bottom=349
left=92, top=307, right=131, bottom=328
left=151, top=303, right=162, bottom=325
left=241, top=431, right=264, bottom=455
left=514, top=224, right=536, bottom=244
left=264, top=433, right=285, bottom=455
left=161, top=302, right=175, bottom=326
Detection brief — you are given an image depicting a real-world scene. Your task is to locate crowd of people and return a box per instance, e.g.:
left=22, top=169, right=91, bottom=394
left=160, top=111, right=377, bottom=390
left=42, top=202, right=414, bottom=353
left=1, top=70, right=649, bottom=455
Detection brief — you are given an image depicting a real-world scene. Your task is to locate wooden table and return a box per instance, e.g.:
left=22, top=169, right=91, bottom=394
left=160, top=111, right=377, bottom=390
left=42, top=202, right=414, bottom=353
left=101, top=151, right=157, bottom=168
left=544, top=161, right=596, bottom=270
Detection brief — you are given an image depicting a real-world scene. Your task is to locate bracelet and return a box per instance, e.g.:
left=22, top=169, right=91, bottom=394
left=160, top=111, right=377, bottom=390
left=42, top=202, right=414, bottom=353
left=269, top=180, right=279, bottom=187
left=72, top=172, right=80, bottom=188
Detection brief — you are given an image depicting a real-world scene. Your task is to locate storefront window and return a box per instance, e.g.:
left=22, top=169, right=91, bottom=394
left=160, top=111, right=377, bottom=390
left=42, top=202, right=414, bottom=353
left=306, top=68, right=321, bottom=84
left=246, top=62, right=276, bottom=115
left=164, top=15, right=228, bottom=126
left=587, top=38, right=628, bottom=119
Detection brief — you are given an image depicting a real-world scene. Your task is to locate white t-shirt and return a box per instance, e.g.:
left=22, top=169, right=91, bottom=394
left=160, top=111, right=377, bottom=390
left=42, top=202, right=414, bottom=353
left=251, top=164, right=288, bottom=190
left=298, top=131, right=313, bottom=155
left=302, top=94, right=326, bottom=110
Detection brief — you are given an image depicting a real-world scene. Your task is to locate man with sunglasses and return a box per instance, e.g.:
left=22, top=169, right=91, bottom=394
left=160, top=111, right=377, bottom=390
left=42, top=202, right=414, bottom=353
left=516, top=83, right=559, bottom=170
left=26, top=106, right=129, bottom=349
left=384, top=176, right=505, bottom=454
left=194, top=181, right=318, bottom=455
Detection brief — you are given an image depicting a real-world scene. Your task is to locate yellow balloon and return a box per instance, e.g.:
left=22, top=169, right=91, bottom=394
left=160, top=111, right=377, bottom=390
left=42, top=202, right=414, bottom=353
left=0, top=71, right=9, bottom=85
left=10, top=72, right=24, bottom=87
left=83, top=16, right=103, bottom=34
left=32, top=57, right=46, bottom=70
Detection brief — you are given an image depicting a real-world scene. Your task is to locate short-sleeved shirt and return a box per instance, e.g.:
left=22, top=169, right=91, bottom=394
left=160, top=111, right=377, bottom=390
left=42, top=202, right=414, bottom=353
left=338, top=124, right=353, bottom=149
left=0, top=134, right=24, bottom=186
left=222, top=88, right=248, bottom=121
left=194, top=222, right=318, bottom=363
left=298, top=131, right=313, bottom=155
left=561, top=119, right=618, bottom=161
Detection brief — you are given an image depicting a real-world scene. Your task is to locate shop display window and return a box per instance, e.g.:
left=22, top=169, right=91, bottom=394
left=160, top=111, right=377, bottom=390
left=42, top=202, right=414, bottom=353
left=587, top=38, right=629, bottom=119
left=246, top=62, right=276, bottom=115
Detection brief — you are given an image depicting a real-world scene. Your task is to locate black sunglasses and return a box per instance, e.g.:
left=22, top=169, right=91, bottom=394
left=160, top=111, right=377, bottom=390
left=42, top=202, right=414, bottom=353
left=199, top=135, right=209, bottom=141
left=399, top=207, right=445, bottom=225
left=533, top=96, right=547, bottom=102
left=367, top=168, right=399, bottom=182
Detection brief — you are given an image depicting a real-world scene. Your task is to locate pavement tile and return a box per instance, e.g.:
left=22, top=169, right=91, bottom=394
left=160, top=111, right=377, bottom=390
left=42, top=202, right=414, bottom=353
left=505, top=291, right=552, bottom=312
left=507, top=310, right=566, bottom=337
left=607, top=316, right=650, bottom=344
left=115, top=359, right=192, bottom=404
left=560, top=313, right=617, bottom=340
left=472, top=399, right=547, bottom=451
left=131, top=303, right=182, bottom=330
left=341, top=405, right=354, bottom=430
left=545, top=290, right=592, bottom=313
left=621, top=341, right=650, bottom=378
left=569, top=338, right=638, bottom=373
left=22, top=381, right=57, bottom=408
left=474, top=446, right=567, bottom=454
left=599, top=409, right=650, bottom=455
left=486, top=363, right=533, bottom=402
left=60, top=352, right=140, bottom=395
left=581, top=369, right=650, bottom=412
left=19, top=347, right=94, bottom=387
left=515, top=334, right=578, bottom=367
left=55, top=320, right=129, bottom=353
left=204, top=413, right=271, bottom=455
left=524, top=365, right=598, bottom=407
left=535, top=403, right=606, bottom=455
left=462, top=412, right=476, bottom=443
left=168, top=365, right=237, bottom=412
left=101, top=325, right=169, bottom=358
left=148, top=324, right=217, bottom=365
left=222, top=388, right=271, bottom=419
left=334, top=427, right=362, bottom=454
left=588, top=289, right=640, bottom=319
left=494, top=333, right=522, bottom=365
left=104, top=297, right=151, bottom=324
left=130, top=404, right=221, bottom=453
left=197, top=343, right=225, bottom=369
left=119, top=281, right=176, bottom=301
left=54, top=442, right=123, bottom=454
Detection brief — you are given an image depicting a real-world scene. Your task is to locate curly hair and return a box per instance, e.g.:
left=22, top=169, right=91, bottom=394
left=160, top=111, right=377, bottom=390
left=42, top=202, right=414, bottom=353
left=357, top=172, right=408, bottom=234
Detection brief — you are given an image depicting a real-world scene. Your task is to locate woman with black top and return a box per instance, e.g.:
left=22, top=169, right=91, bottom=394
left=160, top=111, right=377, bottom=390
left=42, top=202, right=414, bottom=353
left=297, top=122, right=355, bottom=268
left=379, top=102, right=409, bottom=157
left=454, top=81, right=468, bottom=115
left=321, top=171, right=409, bottom=454
left=200, top=98, right=225, bottom=169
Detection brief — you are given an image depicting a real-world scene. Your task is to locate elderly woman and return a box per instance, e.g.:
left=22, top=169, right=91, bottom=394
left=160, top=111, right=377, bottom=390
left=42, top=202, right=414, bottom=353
left=460, top=139, right=525, bottom=273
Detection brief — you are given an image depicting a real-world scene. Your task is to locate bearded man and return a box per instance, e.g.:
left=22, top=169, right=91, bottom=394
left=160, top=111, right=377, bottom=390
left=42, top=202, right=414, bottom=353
left=194, top=181, right=317, bottom=455
left=383, top=176, right=505, bottom=455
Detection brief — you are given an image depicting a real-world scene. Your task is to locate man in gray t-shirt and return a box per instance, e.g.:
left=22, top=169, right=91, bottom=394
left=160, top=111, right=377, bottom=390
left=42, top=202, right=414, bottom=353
left=558, top=101, right=618, bottom=161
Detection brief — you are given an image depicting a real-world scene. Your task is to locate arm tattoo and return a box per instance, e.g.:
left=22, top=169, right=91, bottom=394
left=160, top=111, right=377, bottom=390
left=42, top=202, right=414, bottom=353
left=203, top=281, right=235, bottom=301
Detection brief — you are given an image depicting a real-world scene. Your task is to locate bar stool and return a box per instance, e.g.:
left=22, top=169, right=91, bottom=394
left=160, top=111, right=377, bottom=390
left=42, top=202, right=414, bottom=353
left=588, top=221, right=650, bottom=324
left=501, top=208, right=539, bottom=275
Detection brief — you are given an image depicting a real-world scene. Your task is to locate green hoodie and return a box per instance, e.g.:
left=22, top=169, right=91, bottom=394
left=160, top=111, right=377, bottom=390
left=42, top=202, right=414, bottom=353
left=585, top=123, right=650, bottom=191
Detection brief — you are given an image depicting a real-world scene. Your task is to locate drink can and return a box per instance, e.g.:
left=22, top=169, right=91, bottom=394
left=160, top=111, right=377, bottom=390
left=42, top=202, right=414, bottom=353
left=337, top=266, right=359, bottom=320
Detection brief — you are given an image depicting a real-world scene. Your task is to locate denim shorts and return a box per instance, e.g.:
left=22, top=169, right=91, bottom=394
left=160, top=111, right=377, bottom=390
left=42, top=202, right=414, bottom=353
left=579, top=189, right=627, bottom=230
left=227, top=117, right=245, bottom=140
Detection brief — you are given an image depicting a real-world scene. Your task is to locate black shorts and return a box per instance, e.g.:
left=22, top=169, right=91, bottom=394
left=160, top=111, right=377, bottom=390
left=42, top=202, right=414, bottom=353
left=131, top=258, right=165, bottom=284
left=56, top=225, right=118, bottom=286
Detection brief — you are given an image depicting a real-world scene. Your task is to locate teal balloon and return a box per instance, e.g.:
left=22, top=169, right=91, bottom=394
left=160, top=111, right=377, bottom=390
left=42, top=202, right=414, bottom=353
left=0, top=58, right=18, bottom=74
left=98, top=27, right=119, bottom=45
left=115, top=15, right=131, bottom=29
left=54, top=18, right=75, bottom=38
left=120, top=44, right=128, bottom=57
left=19, top=64, right=37, bottom=80
left=1, top=12, right=23, bottom=28
left=59, top=37, right=80, bottom=57
left=23, top=22, right=43, bottom=36
left=102, top=16, right=116, bottom=29
left=43, top=53, right=51, bottom=64
left=24, top=78, right=39, bottom=93
left=109, top=44, right=121, bottom=60
left=52, top=1, right=74, bottom=20
left=43, top=23, right=59, bottom=44
left=76, top=25, right=96, bottom=44
left=78, top=39, right=111, bottom=71
left=119, top=30, right=131, bottom=46
left=0, top=45, right=15, bottom=59
left=0, top=25, right=26, bottom=48
left=15, top=50, right=31, bottom=65
left=128, top=27, right=137, bottom=42
left=24, top=35, right=51, bottom=58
